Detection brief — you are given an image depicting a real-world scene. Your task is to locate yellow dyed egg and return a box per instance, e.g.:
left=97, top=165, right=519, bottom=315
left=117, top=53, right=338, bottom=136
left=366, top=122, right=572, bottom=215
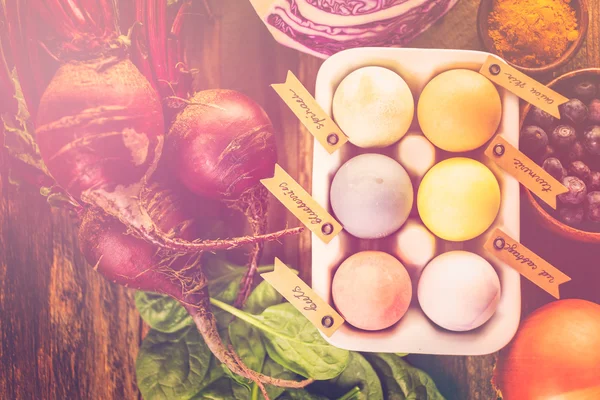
left=417, top=69, right=502, bottom=152
left=417, top=158, right=501, bottom=241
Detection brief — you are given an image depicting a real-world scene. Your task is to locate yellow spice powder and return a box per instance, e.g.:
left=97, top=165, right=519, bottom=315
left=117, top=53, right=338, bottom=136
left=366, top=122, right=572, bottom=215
left=488, top=0, right=579, bottom=67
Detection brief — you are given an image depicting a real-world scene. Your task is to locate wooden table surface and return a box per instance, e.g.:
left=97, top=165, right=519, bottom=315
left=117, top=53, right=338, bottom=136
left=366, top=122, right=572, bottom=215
left=1, top=1, right=599, bottom=399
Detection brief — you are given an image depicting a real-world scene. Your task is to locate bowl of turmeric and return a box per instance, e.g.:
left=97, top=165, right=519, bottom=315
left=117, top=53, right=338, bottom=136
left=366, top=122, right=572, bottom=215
left=477, top=0, right=589, bottom=74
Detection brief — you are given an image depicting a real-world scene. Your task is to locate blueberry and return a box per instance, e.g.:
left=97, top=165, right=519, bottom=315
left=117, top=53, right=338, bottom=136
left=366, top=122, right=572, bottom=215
left=573, top=81, right=597, bottom=103
left=520, top=125, right=548, bottom=157
left=582, top=125, right=600, bottom=156
left=558, top=176, right=587, bottom=205
left=559, top=99, right=588, bottom=126
left=542, top=157, right=567, bottom=181
left=550, top=125, right=577, bottom=150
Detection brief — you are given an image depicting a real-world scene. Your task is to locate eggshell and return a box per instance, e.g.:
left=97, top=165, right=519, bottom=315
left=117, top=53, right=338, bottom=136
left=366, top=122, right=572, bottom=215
left=417, top=69, right=501, bottom=152
left=417, top=157, right=500, bottom=241
left=395, top=132, right=437, bottom=181
left=418, top=251, right=501, bottom=332
left=330, top=153, right=413, bottom=239
left=332, top=251, right=412, bottom=331
left=392, top=220, right=437, bottom=301
left=332, top=66, right=414, bottom=148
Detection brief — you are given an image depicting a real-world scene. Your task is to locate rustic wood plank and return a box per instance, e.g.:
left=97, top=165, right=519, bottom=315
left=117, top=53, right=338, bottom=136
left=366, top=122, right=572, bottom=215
left=0, top=168, right=141, bottom=400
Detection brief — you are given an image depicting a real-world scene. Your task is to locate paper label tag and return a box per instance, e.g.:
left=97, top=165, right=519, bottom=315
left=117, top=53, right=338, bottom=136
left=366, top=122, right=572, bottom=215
left=485, top=228, right=571, bottom=299
left=485, top=136, right=568, bottom=209
left=261, top=164, right=343, bottom=243
left=272, top=71, right=348, bottom=154
left=261, top=258, right=345, bottom=337
left=479, top=55, right=569, bottom=118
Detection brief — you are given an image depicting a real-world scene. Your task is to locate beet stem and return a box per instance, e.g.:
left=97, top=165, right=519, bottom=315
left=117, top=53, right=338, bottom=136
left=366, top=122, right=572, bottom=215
left=189, top=293, right=314, bottom=392
left=231, top=185, right=269, bottom=307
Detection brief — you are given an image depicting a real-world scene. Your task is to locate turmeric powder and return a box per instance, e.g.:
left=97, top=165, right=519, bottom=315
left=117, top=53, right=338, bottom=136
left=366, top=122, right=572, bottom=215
left=488, top=0, right=579, bottom=68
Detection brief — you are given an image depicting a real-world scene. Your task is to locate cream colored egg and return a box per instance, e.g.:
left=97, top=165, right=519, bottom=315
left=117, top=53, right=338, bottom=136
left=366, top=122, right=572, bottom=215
left=418, top=251, right=501, bottom=332
left=393, top=219, right=437, bottom=300
left=395, top=132, right=437, bottom=181
left=417, top=157, right=501, bottom=242
left=333, top=66, right=414, bottom=148
left=417, top=69, right=502, bottom=152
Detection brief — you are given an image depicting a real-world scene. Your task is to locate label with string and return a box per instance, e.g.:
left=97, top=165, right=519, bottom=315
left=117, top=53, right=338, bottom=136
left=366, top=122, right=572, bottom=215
left=479, top=55, right=569, bottom=118
left=485, top=228, right=571, bottom=299
left=261, top=258, right=345, bottom=337
left=485, top=136, right=568, bottom=209
left=272, top=71, right=348, bottom=154
left=261, top=164, right=343, bottom=244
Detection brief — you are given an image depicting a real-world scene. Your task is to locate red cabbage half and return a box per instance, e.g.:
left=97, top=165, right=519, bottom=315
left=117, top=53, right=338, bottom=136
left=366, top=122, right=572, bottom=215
left=250, top=0, right=459, bottom=58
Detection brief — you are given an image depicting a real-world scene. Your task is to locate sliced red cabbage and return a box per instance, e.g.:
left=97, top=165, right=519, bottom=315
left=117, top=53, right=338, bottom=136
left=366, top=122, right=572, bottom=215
left=250, top=0, right=459, bottom=58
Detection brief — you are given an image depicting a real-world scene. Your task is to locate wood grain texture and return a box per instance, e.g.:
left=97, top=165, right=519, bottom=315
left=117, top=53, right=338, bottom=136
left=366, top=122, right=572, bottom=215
left=1, top=0, right=599, bottom=399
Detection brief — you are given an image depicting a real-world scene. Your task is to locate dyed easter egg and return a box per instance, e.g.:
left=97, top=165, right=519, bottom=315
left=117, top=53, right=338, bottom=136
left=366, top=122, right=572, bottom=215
left=418, top=251, right=501, bottom=331
left=417, top=157, right=500, bottom=241
left=418, top=69, right=501, bottom=152
left=330, top=153, right=413, bottom=239
left=332, top=251, right=412, bottom=331
left=333, top=66, right=414, bottom=148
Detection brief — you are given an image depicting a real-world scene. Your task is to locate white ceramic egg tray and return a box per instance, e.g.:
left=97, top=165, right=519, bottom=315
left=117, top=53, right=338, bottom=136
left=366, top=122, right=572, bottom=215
left=311, top=47, right=521, bottom=356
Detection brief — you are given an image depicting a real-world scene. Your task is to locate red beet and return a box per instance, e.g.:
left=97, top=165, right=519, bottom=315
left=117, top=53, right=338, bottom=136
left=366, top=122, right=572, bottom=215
left=35, top=61, right=298, bottom=254
left=166, top=89, right=277, bottom=199
left=36, top=59, right=164, bottom=199
left=79, top=189, right=311, bottom=397
left=166, top=89, right=279, bottom=306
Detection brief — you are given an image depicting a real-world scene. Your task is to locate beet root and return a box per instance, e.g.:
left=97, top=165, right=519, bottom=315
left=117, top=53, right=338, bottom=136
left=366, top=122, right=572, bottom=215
left=36, top=58, right=165, bottom=200
left=165, top=89, right=277, bottom=200
left=78, top=208, right=312, bottom=398
left=165, top=89, right=281, bottom=303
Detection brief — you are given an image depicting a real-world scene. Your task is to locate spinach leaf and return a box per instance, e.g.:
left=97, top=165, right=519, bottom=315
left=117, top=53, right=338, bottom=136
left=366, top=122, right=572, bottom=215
left=205, top=256, right=277, bottom=305
left=314, top=352, right=383, bottom=400
left=210, top=299, right=350, bottom=380
left=205, top=257, right=246, bottom=304
left=279, top=389, right=330, bottom=399
left=136, top=327, right=211, bottom=400
left=258, top=357, right=300, bottom=400
left=257, top=303, right=350, bottom=380
left=244, top=279, right=283, bottom=315
left=191, top=378, right=234, bottom=399
left=135, top=291, right=193, bottom=333
left=229, top=318, right=266, bottom=372
left=364, top=354, right=445, bottom=400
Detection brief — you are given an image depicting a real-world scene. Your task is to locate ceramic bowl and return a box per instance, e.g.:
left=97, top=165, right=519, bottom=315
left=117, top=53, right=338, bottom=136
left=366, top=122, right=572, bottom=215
left=521, top=68, right=600, bottom=243
left=477, top=0, right=589, bottom=74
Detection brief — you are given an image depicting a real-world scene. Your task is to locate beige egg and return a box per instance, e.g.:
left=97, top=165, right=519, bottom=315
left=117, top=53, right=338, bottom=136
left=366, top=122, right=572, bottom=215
left=417, top=69, right=502, bottom=152
left=418, top=251, right=501, bottom=332
left=395, top=132, right=437, bottom=181
left=333, top=66, right=414, bottom=148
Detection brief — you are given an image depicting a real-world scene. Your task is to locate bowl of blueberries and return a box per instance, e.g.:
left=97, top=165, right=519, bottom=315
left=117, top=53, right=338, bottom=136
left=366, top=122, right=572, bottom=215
left=520, top=68, right=600, bottom=242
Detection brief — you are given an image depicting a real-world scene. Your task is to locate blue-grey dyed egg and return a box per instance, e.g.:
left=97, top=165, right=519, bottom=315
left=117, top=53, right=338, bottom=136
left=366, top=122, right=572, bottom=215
left=330, top=153, right=413, bottom=239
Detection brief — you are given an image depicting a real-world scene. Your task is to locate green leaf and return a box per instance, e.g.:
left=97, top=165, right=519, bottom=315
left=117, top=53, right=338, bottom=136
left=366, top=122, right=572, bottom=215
left=328, top=352, right=383, bottom=400
left=256, top=303, right=350, bottom=380
left=135, top=291, right=193, bottom=333
left=279, top=389, right=330, bottom=400
left=244, top=278, right=283, bottom=315
left=136, top=328, right=212, bottom=400
left=363, top=354, right=445, bottom=400
left=210, top=299, right=350, bottom=380
left=191, top=378, right=234, bottom=399
left=229, top=319, right=266, bottom=372
left=204, top=256, right=249, bottom=304
left=259, top=357, right=300, bottom=400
